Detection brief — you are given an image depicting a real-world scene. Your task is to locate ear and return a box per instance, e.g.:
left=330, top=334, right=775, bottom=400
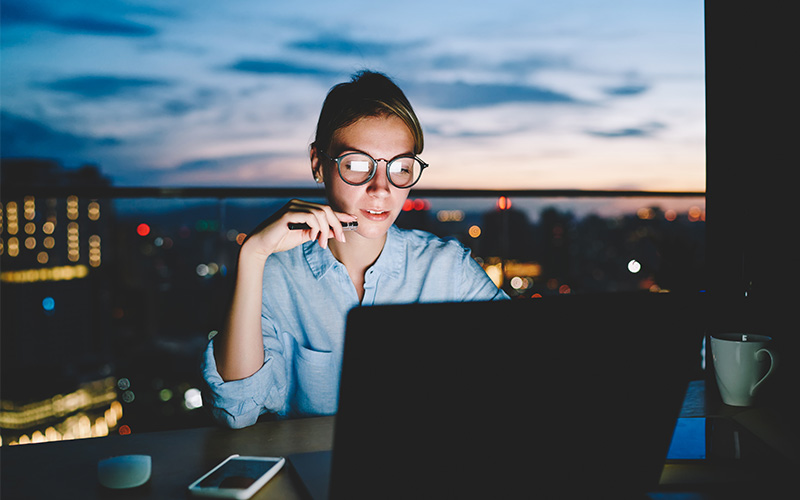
left=310, top=146, right=324, bottom=183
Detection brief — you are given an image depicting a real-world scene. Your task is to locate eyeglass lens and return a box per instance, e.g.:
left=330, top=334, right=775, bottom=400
left=339, top=153, right=423, bottom=187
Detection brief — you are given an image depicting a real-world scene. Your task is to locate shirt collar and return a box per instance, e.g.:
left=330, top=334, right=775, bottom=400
left=303, top=239, right=339, bottom=280
left=303, top=224, right=405, bottom=280
left=371, top=225, right=403, bottom=279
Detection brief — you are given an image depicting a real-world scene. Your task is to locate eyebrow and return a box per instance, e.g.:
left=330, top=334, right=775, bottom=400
left=332, top=145, right=416, bottom=160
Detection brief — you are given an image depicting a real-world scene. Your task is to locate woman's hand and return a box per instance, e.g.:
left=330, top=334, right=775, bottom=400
left=241, top=199, right=357, bottom=260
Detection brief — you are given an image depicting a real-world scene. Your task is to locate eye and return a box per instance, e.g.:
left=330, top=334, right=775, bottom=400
left=389, top=158, right=414, bottom=174
left=347, top=160, right=372, bottom=172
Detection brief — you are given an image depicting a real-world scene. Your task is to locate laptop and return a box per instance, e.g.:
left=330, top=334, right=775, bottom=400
left=290, top=292, right=704, bottom=499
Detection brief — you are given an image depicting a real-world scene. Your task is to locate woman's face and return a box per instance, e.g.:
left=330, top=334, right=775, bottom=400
left=313, top=115, right=414, bottom=241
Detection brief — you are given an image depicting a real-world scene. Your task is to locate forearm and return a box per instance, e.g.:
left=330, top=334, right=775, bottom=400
left=215, top=245, right=270, bottom=381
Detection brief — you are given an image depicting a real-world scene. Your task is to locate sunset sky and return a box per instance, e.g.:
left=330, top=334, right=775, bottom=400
left=1, top=0, right=705, bottom=192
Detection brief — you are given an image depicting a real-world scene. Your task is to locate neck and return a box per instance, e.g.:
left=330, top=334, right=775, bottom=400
left=328, top=230, right=388, bottom=273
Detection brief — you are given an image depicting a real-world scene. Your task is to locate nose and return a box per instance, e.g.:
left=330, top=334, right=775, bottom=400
left=366, top=159, right=392, bottom=198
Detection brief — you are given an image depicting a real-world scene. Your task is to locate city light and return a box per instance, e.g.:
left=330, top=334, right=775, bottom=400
left=468, top=225, right=482, bottom=238
left=497, top=196, right=512, bottom=210
left=1, top=264, right=89, bottom=284
left=23, top=196, right=35, bottom=220
left=67, top=222, right=79, bottom=262
left=436, top=210, right=465, bottom=222
left=688, top=206, right=704, bottom=222
left=87, top=201, right=100, bottom=221
left=637, top=207, right=655, bottom=220
left=184, top=388, right=203, bottom=410
left=7, top=237, right=19, bottom=257
left=66, top=196, right=79, bottom=220
left=136, top=223, right=151, bottom=237
left=504, top=261, right=542, bottom=278
left=42, top=297, right=55, bottom=312
left=510, top=276, right=535, bottom=291
left=6, top=202, right=19, bottom=235
left=483, top=262, right=503, bottom=288
left=89, top=234, right=101, bottom=267
left=402, top=199, right=430, bottom=211
left=0, top=378, right=122, bottom=445
left=628, top=259, right=642, bottom=273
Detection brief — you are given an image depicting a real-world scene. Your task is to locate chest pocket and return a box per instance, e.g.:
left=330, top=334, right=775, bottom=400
left=283, top=332, right=340, bottom=416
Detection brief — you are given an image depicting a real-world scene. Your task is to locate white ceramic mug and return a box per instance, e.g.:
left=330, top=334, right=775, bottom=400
left=711, top=333, right=776, bottom=406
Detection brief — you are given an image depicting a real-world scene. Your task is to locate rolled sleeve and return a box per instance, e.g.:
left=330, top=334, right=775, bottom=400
left=201, top=337, right=288, bottom=428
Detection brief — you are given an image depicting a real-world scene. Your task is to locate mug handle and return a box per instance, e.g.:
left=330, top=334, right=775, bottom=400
left=750, top=348, right=777, bottom=395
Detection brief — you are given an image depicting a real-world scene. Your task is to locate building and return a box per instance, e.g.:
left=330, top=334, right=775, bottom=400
left=1, top=159, right=120, bottom=445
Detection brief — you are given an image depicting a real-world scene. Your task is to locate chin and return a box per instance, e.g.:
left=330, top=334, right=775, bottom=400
left=354, top=218, right=395, bottom=239
left=355, top=226, right=388, bottom=240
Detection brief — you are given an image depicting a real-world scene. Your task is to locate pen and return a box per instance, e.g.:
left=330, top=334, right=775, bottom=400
left=288, top=221, right=358, bottom=231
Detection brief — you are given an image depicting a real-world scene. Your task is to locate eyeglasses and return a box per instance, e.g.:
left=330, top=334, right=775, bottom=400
left=319, top=150, right=428, bottom=189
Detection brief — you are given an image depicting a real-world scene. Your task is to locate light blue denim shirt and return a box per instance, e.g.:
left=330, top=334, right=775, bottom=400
left=202, top=225, right=508, bottom=428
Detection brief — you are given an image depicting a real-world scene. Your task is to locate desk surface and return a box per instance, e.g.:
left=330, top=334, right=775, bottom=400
left=1, top=415, right=334, bottom=499
left=1, top=380, right=797, bottom=499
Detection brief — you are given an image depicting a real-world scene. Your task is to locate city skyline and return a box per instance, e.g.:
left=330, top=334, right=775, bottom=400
left=1, top=0, right=705, bottom=192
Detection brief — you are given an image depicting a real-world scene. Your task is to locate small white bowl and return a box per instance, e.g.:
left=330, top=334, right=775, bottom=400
left=98, top=454, right=152, bottom=489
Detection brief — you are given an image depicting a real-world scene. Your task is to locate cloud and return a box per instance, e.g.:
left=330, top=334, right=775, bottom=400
left=49, top=16, right=156, bottom=37
left=1, top=0, right=157, bottom=37
left=160, top=88, right=222, bottom=117
left=405, top=81, right=581, bottom=109
left=143, top=152, right=313, bottom=187
left=226, top=59, right=341, bottom=78
left=0, top=110, right=120, bottom=157
left=497, top=55, right=572, bottom=75
left=424, top=122, right=532, bottom=139
left=37, top=75, right=171, bottom=99
left=603, top=84, right=649, bottom=97
left=585, top=121, right=665, bottom=139
left=288, top=35, right=402, bottom=57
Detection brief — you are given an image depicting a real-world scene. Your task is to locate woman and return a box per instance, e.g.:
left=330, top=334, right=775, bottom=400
left=202, top=71, right=508, bottom=428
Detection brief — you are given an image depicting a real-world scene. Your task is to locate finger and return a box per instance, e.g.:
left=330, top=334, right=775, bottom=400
left=320, top=206, right=347, bottom=243
left=336, top=212, right=359, bottom=222
left=283, top=200, right=326, bottom=234
left=283, top=200, right=355, bottom=245
left=308, top=208, right=330, bottom=248
left=282, top=210, right=321, bottom=244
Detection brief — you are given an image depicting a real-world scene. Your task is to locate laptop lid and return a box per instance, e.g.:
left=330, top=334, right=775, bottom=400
left=328, top=292, right=704, bottom=498
left=288, top=450, right=331, bottom=500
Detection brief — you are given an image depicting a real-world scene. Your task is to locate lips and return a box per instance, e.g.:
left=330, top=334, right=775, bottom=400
left=360, top=208, right=390, bottom=222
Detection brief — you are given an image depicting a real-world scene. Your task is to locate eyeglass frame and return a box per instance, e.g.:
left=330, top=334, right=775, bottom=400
left=318, top=149, right=429, bottom=189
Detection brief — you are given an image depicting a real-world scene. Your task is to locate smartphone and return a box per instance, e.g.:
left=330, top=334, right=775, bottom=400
left=666, top=417, right=780, bottom=462
left=188, top=454, right=285, bottom=499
